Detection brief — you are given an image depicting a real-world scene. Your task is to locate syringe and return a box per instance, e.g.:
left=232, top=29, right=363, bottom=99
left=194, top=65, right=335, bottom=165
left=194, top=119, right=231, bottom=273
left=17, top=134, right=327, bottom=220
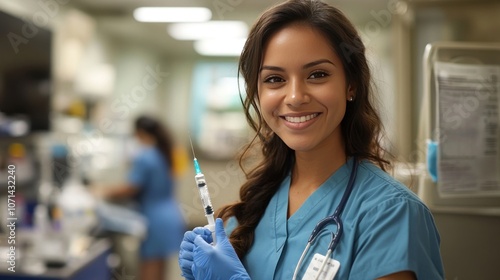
left=189, top=137, right=216, bottom=243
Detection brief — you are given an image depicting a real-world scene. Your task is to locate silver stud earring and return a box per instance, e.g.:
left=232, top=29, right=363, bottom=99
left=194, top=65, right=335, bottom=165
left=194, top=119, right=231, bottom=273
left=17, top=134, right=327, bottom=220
left=348, top=96, right=353, bottom=102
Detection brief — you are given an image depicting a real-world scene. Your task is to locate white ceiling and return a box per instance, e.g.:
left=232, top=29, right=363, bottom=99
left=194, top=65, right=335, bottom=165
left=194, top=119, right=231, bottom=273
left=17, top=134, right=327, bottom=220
left=68, top=0, right=392, bottom=58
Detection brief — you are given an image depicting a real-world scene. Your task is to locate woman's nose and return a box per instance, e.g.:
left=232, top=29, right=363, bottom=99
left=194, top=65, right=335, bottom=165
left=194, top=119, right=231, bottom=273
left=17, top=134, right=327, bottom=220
left=284, top=78, right=310, bottom=107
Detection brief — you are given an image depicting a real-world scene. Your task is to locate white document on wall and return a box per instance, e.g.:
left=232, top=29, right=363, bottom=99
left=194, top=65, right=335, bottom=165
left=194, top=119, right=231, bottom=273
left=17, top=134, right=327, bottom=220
left=435, top=62, right=500, bottom=196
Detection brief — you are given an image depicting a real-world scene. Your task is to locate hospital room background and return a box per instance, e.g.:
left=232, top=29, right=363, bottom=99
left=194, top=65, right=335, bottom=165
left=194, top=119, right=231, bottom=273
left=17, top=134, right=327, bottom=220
left=0, top=0, right=499, bottom=279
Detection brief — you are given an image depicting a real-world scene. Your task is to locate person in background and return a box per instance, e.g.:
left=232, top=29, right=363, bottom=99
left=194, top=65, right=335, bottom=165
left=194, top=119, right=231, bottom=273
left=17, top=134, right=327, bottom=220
left=99, top=115, right=185, bottom=280
left=178, top=0, right=444, bottom=279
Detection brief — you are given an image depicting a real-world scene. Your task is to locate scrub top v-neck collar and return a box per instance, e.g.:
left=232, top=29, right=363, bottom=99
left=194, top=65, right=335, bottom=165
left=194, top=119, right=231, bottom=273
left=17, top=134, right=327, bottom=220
left=271, top=158, right=352, bottom=254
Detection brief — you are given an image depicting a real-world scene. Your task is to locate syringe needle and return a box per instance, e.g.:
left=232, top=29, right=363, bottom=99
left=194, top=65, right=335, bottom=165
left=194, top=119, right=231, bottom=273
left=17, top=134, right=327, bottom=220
left=188, top=135, right=196, bottom=158
left=189, top=135, right=202, bottom=175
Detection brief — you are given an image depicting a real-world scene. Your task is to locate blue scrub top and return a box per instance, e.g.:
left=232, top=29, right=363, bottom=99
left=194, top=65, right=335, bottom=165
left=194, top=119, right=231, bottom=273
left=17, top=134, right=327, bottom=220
left=226, top=158, right=444, bottom=279
left=128, top=146, right=185, bottom=259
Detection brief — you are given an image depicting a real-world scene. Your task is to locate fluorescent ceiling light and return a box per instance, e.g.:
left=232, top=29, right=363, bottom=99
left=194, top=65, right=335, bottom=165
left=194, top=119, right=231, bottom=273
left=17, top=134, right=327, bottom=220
left=194, top=38, right=247, bottom=57
left=133, top=7, right=211, bottom=23
left=168, top=21, right=248, bottom=40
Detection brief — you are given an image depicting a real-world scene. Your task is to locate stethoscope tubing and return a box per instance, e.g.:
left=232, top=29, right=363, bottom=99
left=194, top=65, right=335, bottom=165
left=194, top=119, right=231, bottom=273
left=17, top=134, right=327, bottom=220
left=292, top=159, right=359, bottom=280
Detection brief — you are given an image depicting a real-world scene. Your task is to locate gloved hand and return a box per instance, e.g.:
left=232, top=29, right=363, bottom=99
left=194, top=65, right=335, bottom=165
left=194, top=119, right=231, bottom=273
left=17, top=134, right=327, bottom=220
left=192, top=218, right=251, bottom=280
left=179, top=226, right=213, bottom=280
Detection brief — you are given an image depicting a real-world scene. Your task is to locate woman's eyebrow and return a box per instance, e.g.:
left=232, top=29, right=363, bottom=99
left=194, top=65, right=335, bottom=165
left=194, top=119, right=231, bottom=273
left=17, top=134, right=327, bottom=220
left=260, top=65, right=284, bottom=72
left=303, top=59, right=335, bottom=69
left=259, top=59, right=335, bottom=72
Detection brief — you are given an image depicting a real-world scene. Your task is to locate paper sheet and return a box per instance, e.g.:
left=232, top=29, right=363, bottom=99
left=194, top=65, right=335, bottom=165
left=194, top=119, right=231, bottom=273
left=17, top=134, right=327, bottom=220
left=435, top=62, right=500, bottom=195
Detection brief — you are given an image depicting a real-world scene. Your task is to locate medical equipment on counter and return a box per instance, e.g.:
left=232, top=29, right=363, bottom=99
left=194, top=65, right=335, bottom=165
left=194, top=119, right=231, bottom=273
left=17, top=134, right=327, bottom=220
left=292, top=159, right=359, bottom=280
left=189, top=137, right=216, bottom=243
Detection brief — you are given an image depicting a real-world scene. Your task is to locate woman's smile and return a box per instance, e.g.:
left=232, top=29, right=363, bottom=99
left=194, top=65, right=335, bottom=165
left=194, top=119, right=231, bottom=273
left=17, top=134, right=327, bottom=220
left=280, top=112, right=321, bottom=129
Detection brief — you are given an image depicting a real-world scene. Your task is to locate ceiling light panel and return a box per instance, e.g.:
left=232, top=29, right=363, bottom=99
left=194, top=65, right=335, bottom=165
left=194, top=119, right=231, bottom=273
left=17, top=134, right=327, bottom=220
left=133, top=7, right=211, bottom=23
left=194, top=38, right=247, bottom=57
left=168, top=21, right=248, bottom=40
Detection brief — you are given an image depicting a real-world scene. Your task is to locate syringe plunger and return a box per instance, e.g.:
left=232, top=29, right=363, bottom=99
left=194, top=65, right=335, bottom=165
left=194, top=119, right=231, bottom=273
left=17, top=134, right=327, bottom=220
left=194, top=171, right=216, bottom=243
left=195, top=173, right=214, bottom=215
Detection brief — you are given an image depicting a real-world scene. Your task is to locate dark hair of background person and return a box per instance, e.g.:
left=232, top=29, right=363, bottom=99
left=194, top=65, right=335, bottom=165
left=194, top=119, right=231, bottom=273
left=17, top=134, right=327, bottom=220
left=217, top=0, right=393, bottom=259
left=135, top=115, right=175, bottom=172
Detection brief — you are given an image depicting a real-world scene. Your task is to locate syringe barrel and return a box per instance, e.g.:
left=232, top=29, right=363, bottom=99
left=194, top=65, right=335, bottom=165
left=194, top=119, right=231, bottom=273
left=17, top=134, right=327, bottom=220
left=205, top=214, right=216, bottom=244
left=194, top=173, right=214, bottom=215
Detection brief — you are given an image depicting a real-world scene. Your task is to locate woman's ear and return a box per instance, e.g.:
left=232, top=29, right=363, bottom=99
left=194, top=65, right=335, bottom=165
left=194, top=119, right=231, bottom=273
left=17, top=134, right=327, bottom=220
left=347, top=85, right=356, bottom=101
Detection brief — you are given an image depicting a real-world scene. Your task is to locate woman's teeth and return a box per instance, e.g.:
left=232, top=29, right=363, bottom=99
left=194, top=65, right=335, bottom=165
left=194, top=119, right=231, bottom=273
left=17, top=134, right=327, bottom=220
left=284, top=113, right=319, bottom=123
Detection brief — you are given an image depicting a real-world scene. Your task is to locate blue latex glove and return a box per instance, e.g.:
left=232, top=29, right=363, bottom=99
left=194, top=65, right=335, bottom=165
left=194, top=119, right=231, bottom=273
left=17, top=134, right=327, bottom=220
left=179, top=227, right=213, bottom=280
left=192, top=218, right=251, bottom=280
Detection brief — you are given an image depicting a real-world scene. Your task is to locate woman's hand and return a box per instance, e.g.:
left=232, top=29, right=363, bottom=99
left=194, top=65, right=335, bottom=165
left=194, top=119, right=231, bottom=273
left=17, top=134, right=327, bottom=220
left=191, top=218, right=250, bottom=280
left=179, top=226, right=213, bottom=279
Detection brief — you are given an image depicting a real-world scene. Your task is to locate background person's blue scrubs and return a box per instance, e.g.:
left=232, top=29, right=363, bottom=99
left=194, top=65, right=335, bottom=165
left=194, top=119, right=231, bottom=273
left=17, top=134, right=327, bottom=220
left=128, top=147, right=186, bottom=259
left=226, top=158, right=444, bottom=279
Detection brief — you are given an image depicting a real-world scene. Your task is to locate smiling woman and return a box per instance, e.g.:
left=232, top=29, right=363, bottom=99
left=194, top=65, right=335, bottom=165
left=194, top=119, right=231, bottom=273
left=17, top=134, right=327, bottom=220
left=178, top=1, right=444, bottom=279
left=258, top=23, right=351, bottom=155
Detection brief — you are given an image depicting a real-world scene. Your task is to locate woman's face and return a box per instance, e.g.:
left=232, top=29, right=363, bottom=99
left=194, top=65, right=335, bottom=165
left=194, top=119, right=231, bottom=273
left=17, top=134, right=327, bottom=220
left=135, top=129, right=154, bottom=146
left=258, top=23, right=352, bottom=154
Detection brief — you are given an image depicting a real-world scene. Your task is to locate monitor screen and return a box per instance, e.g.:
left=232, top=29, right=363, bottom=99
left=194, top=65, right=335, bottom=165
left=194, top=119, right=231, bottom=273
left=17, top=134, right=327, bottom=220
left=0, top=10, right=52, bottom=134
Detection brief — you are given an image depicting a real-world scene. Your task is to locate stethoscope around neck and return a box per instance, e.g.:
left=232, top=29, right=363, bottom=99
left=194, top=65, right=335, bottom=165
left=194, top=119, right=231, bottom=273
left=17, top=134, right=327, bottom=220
left=292, top=158, right=359, bottom=280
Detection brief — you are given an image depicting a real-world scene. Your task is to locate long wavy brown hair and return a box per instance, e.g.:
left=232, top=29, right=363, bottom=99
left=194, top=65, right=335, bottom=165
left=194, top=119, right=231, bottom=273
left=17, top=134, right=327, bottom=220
left=217, top=0, right=391, bottom=259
